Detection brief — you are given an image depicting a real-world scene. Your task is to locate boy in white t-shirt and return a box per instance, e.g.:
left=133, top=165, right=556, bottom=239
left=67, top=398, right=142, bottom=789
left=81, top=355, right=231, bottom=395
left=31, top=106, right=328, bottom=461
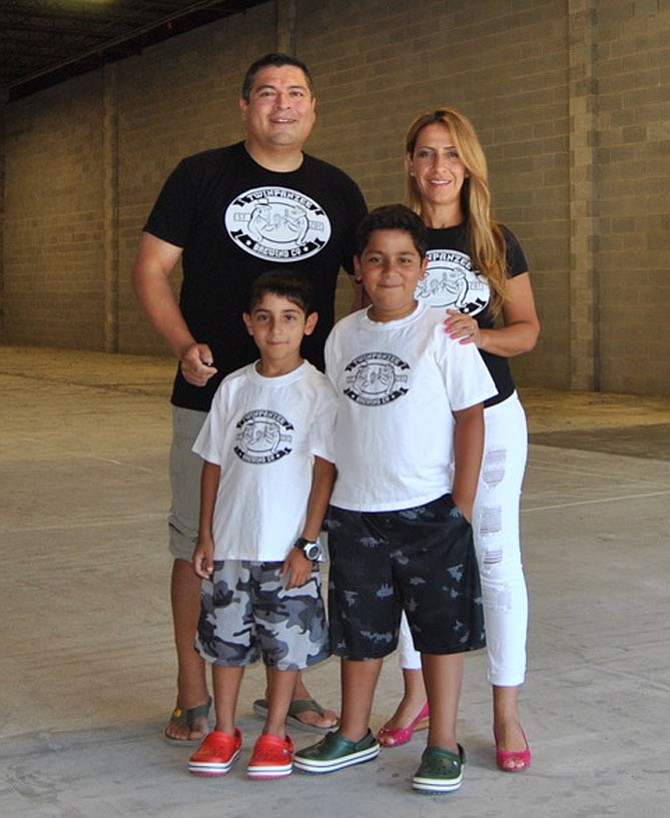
left=187, top=272, right=336, bottom=780
left=294, top=205, right=496, bottom=794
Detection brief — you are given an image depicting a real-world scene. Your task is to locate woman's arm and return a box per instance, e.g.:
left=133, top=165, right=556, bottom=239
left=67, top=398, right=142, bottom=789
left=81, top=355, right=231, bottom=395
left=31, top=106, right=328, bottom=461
left=446, top=272, right=540, bottom=357
left=131, top=232, right=218, bottom=385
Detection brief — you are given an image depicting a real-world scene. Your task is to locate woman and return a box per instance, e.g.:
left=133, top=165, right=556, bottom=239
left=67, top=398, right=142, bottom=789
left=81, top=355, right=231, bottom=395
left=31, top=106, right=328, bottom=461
left=376, top=108, right=540, bottom=772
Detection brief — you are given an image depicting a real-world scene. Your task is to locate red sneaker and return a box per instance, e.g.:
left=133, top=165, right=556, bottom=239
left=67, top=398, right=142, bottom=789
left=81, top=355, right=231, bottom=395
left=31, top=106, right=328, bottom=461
left=247, top=734, right=295, bottom=779
left=188, top=729, right=242, bottom=776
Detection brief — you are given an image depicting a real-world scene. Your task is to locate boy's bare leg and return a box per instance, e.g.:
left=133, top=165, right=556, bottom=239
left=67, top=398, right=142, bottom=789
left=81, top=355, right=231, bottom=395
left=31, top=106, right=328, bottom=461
left=264, top=668, right=299, bottom=738
left=338, top=658, right=383, bottom=742
left=212, top=665, right=245, bottom=736
left=421, top=653, right=464, bottom=753
left=165, top=558, right=209, bottom=741
left=382, top=668, right=527, bottom=756
left=168, top=557, right=334, bottom=739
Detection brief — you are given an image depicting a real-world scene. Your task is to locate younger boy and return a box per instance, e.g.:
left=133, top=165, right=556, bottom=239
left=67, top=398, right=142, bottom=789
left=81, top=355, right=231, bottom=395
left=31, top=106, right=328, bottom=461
left=188, top=272, right=335, bottom=780
left=294, top=205, right=496, bottom=793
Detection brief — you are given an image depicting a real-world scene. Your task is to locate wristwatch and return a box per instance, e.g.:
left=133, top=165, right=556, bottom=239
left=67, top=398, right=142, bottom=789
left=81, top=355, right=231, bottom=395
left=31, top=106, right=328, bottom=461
left=293, top=537, right=322, bottom=561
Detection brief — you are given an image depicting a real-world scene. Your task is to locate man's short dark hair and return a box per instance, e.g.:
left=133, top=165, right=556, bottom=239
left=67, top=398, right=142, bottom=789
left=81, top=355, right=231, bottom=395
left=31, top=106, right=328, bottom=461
left=355, top=204, right=428, bottom=258
left=241, top=53, right=315, bottom=102
left=248, top=270, right=316, bottom=316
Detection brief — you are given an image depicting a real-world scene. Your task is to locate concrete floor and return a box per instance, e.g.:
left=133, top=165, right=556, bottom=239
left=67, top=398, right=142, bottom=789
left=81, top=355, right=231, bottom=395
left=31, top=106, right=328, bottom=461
left=1, top=346, right=669, bottom=818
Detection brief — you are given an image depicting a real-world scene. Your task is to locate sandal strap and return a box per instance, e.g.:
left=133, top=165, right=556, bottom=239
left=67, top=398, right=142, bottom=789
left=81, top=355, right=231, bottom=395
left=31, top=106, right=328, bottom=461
left=169, top=696, right=212, bottom=729
left=287, top=698, right=326, bottom=717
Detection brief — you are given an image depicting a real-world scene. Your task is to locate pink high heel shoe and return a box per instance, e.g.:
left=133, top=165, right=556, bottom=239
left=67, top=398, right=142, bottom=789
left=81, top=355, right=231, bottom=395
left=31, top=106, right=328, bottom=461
left=376, top=702, right=430, bottom=747
left=496, top=727, right=531, bottom=772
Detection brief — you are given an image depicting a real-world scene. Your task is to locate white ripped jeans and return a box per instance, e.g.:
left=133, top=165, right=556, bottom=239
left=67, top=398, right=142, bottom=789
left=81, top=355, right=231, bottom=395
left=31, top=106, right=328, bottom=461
left=399, top=391, right=529, bottom=687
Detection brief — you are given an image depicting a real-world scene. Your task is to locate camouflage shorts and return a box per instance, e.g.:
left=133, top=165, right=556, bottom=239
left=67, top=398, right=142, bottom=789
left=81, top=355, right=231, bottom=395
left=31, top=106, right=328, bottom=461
left=326, top=493, right=486, bottom=660
left=195, top=560, right=330, bottom=670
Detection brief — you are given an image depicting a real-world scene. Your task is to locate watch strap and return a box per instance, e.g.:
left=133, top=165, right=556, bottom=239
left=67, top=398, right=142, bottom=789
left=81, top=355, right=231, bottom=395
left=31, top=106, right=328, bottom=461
left=293, top=536, right=321, bottom=560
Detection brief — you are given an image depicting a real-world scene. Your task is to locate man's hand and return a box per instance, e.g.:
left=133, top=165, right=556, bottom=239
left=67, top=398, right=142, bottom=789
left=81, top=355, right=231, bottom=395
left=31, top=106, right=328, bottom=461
left=180, top=343, right=218, bottom=386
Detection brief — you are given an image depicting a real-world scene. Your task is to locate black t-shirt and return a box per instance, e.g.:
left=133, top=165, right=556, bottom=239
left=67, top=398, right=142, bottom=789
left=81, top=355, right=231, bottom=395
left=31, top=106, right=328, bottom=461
left=421, top=223, right=529, bottom=407
left=143, top=142, right=367, bottom=411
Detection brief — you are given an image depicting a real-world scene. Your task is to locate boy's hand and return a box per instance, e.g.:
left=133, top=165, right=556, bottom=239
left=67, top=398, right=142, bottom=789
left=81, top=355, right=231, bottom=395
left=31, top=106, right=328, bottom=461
left=452, top=497, right=473, bottom=523
left=192, top=538, right=215, bottom=579
left=280, top=548, right=313, bottom=590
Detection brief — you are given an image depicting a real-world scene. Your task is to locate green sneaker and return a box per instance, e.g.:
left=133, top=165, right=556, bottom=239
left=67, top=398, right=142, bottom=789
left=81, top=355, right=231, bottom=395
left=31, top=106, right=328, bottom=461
left=293, top=729, right=380, bottom=773
left=412, top=744, right=466, bottom=793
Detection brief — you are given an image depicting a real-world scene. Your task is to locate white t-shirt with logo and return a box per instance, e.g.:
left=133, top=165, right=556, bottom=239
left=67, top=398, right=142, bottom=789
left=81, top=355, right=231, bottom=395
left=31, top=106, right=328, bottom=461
left=193, top=361, right=336, bottom=560
left=325, top=302, right=496, bottom=512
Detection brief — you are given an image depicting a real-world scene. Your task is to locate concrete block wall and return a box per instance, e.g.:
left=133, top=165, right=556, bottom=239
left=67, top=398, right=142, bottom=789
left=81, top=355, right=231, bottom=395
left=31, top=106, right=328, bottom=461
left=595, top=0, right=670, bottom=394
left=117, top=4, right=275, bottom=355
left=2, top=0, right=669, bottom=395
left=4, top=77, right=107, bottom=349
left=298, top=0, right=572, bottom=389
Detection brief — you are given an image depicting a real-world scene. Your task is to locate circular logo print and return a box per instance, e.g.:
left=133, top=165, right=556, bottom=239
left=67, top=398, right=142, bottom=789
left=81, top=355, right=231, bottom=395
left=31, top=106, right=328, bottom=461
left=343, top=352, right=410, bottom=406
left=224, top=186, right=332, bottom=262
left=416, top=249, right=490, bottom=314
left=234, top=410, right=294, bottom=464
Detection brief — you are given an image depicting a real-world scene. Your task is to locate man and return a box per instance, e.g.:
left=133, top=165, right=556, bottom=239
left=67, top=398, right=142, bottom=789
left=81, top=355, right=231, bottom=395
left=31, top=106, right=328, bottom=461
left=132, top=53, right=367, bottom=743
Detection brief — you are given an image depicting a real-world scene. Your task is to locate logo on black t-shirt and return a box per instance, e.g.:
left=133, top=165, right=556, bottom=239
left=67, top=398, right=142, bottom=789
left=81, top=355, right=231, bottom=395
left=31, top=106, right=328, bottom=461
left=342, top=352, right=410, bottom=406
left=234, top=409, right=294, bottom=464
left=224, top=186, right=332, bottom=262
left=416, top=249, right=489, bottom=313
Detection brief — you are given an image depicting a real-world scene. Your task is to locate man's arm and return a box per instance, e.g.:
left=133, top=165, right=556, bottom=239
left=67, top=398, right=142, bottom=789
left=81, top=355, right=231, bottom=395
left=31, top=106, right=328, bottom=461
left=451, top=403, right=485, bottom=522
left=131, top=232, right=218, bottom=386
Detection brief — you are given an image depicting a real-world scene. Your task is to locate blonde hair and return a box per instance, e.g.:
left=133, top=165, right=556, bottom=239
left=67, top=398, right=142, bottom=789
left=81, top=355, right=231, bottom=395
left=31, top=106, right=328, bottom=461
left=405, top=108, right=508, bottom=315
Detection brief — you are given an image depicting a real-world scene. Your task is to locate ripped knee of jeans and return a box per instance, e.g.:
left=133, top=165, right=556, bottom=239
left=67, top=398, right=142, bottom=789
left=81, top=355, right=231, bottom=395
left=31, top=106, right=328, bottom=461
left=482, top=447, right=506, bottom=489
left=481, top=547, right=503, bottom=567
left=478, top=504, right=503, bottom=566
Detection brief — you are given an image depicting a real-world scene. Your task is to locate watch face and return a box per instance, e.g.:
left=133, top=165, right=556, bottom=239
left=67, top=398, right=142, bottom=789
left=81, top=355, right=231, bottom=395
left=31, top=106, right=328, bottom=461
left=304, top=542, right=321, bottom=560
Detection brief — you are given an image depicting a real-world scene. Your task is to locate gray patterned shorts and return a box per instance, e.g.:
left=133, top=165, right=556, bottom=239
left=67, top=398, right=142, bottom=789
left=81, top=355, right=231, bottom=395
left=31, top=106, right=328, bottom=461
left=196, top=560, right=330, bottom=670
